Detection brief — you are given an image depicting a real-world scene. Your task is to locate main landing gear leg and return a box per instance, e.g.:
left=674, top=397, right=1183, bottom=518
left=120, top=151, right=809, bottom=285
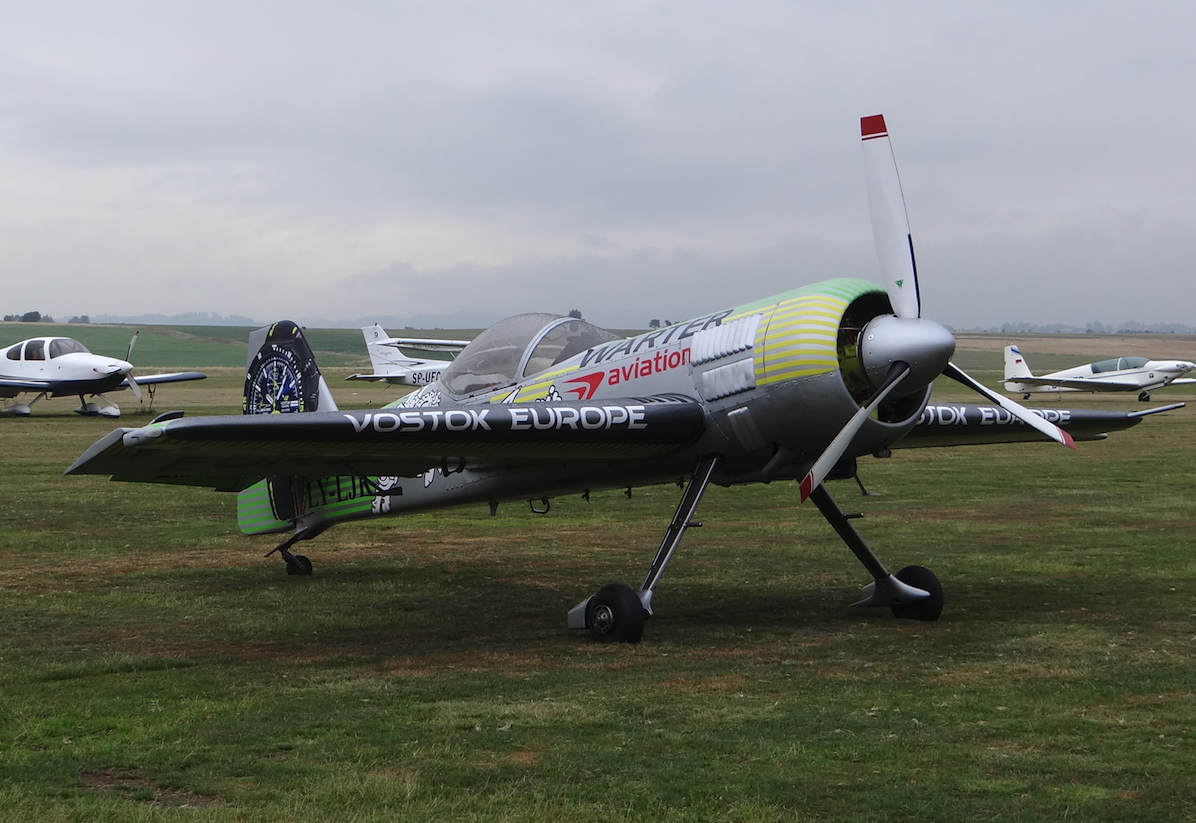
left=807, top=484, right=943, bottom=621
left=568, top=454, right=722, bottom=643
left=264, top=525, right=329, bottom=576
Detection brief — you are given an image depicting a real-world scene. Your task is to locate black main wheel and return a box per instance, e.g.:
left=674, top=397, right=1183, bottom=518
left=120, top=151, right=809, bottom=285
left=586, top=583, right=646, bottom=644
left=890, top=565, right=943, bottom=621
left=1138, top=391, right=1151, bottom=402
left=285, top=554, right=313, bottom=576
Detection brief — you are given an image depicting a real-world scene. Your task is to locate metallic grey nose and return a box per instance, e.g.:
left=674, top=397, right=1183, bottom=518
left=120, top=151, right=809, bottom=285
left=858, top=315, right=956, bottom=396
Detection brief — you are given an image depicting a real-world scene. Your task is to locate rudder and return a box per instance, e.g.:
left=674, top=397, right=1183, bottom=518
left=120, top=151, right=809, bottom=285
left=243, top=320, right=338, bottom=414
left=238, top=320, right=337, bottom=535
left=1004, top=345, right=1033, bottom=382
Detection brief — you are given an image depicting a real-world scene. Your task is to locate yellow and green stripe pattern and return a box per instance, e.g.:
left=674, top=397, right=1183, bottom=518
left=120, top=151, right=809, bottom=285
left=756, top=278, right=882, bottom=386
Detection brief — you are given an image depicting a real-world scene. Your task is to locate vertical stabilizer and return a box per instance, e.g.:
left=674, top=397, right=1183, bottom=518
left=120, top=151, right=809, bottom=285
left=1004, top=345, right=1033, bottom=382
left=361, top=323, right=404, bottom=373
left=239, top=320, right=337, bottom=535
left=243, top=321, right=338, bottom=415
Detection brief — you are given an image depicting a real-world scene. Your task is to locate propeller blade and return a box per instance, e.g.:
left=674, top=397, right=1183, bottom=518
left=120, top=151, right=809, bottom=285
left=800, top=363, right=913, bottom=502
left=862, top=114, right=921, bottom=319
left=127, top=374, right=143, bottom=402
left=126, top=331, right=139, bottom=361
left=943, top=362, right=1076, bottom=449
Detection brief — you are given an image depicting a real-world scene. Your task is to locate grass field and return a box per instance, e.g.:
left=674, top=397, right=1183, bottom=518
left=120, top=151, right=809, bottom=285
left=1, top=332, right=1194, bottom=821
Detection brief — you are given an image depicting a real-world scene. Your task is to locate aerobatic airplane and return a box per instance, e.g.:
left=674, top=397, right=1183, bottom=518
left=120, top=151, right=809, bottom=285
left=67, top=116, right=1179, bottom=643
left=2, top=332, right=206, bottom=417
left=346, top=323, right=469, bottom=387
left=1004, top=345, right=1196, bottom=401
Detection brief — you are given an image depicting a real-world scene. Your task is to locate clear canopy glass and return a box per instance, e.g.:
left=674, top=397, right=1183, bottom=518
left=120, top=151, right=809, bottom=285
left=441, top=313, right=619, bottom=398
left=48, top=338, right=91, bottom=358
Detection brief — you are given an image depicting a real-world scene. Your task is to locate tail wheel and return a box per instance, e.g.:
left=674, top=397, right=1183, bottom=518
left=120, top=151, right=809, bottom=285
left=285, top=554, right=313, bottom=576
left=586, top=583, right=646, bottom=644
left=890, top=565, right=943, bottom=621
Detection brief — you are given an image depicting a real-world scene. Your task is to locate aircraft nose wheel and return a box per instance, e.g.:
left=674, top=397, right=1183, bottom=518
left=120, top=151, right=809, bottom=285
left=586, top=583, right=646, bottom=643
left=890, top=565, right=943, bottom=621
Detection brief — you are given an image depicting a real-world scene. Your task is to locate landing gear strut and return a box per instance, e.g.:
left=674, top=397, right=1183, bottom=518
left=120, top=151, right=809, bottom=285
left=808, top=484, right=943, bottom=620
left=568, top=454, right=722, bottom=642
left=265, top=524, right=329, bottom=576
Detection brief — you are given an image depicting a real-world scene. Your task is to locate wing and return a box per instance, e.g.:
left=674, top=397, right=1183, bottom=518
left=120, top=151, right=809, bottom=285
left=66, top=397, right=707, bottom=491
left=898, top=403, right=1184, bottom=448
left=1005, top=376, right=1144, bottom=392
left=387, top=337, right=470, bottom=353
left=118, top=371, right=207, bottom=388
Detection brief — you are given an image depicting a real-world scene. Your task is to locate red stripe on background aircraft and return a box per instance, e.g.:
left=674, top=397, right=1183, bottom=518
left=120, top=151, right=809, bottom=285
left=68, top=116, right=1178, bottom=643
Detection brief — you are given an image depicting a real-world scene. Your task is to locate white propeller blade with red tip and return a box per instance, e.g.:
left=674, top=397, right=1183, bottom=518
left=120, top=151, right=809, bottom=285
left=800, top=363, right=911, bottom=502
left=858, top=113, right=1073, bottom=448
left=943, top=363, right=1075, bottom=448
left=797, top=114, right=1074, bottom=504
left=862, top=114, right=921, bottom=319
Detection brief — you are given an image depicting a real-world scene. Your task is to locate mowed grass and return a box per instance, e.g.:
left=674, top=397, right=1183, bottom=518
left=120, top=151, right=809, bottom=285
left=1, top=352, right=1195, bottom=820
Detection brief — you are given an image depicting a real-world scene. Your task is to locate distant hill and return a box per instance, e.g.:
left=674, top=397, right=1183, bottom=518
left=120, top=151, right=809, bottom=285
left=956, top=321, right=1196, bottom=334
left=93, top=311, right=260, bottom=327
left=91, top=309, right=506, bottom=330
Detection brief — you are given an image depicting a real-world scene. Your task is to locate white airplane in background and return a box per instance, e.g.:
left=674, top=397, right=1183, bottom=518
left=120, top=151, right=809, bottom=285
left=1004, top=345, right=1196, bottom=401
left=1, top=332, right=205, bottom=417
left=346, top=323, right=470, bottom=387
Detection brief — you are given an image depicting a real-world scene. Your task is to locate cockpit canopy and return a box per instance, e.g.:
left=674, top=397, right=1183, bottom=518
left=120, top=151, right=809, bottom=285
left=5, top=338, right=91, bottom=362
left=1090, top=356, right=1149, bottom=373
left=441, top=313, right=621, bottom=398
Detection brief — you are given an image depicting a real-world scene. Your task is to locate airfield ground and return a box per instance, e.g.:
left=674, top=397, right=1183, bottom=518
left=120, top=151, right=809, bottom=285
left=0, top=329, right=1193, bottom=821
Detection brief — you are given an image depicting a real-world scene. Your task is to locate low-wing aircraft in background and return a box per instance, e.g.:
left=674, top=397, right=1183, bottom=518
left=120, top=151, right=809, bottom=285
left=1004, top=345, right=1196, bottom=401
left=1, top=332, right=206, bottom=417
left=67, top=116, right=1180, bottom=644
left=345, top=323, right=470, bottom=387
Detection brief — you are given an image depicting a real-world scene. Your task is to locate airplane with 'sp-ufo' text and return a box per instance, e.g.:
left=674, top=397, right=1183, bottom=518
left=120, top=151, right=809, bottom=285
left=68, top=116, right=1180, bottom=644
left=1004, top=345, right=1196, bottom=402
left=2, top=332, right=206, bottom=417
left=346, top=323, right=469, bottom=388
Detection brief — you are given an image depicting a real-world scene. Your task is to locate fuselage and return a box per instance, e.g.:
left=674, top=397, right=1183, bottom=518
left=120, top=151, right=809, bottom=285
left=0, top=337, right=133, bottom=398
left=372, top=362, right=449, bottom=387
left=1007, top=357, right=1196, bottom=393
left=379, top=280, right=935, bottom=501
left=237, top=277, right=958, bottom=537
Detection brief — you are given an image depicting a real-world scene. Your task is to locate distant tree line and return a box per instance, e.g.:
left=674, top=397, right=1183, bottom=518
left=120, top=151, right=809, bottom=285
left=3, top=311, right=56, bottom=322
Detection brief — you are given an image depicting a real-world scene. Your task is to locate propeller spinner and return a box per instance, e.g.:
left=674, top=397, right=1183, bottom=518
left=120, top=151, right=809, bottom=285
left=799, top=114, right=1073, bottom=502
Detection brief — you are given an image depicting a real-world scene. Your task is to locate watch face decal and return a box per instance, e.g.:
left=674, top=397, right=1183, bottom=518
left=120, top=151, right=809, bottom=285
left=243, top=322, right=322, bottom=415
left=246, top=351, right=303, bottom=414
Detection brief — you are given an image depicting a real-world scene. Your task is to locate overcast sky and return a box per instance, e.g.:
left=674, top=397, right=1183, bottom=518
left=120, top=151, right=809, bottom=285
left=1, top=2, right=1192, bottom=330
